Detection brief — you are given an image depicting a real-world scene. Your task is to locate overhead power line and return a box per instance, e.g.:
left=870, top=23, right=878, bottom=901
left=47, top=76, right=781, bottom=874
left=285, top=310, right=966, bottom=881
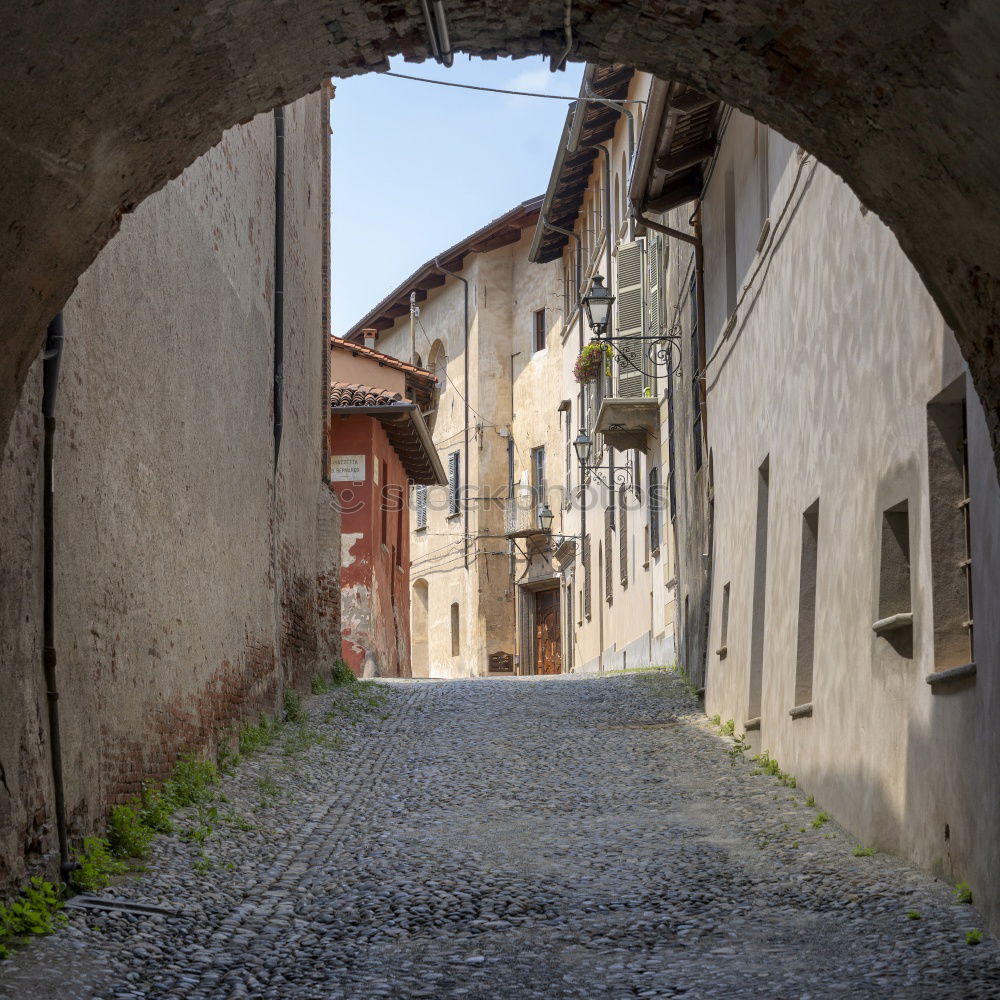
left=383, top=71, right=646, bottom=104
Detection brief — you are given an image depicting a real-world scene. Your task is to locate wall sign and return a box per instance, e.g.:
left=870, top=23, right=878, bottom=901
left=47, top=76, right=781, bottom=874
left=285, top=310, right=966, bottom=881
left=330, top=454, right=366, bottom=482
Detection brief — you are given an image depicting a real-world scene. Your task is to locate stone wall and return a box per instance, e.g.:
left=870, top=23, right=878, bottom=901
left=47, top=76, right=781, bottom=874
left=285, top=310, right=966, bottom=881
left=0, top=90, right=332, bottom=894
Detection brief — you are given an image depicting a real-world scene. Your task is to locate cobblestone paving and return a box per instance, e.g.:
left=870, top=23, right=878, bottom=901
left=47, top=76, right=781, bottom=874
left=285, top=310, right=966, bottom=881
left=3, top=669, right=1000, bottom=999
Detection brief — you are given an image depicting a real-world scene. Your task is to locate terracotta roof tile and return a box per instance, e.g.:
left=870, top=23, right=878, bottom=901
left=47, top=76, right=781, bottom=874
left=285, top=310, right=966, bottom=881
left=329, top=381, right=404, bottom=408
left=330, top=335, right=437, bottom=387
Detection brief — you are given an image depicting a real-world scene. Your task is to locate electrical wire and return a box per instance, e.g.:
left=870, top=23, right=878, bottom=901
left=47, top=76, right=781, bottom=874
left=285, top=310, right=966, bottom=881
left=416, top=315, right=495, bottom=427
left=383, top=71, right=647, bottom=104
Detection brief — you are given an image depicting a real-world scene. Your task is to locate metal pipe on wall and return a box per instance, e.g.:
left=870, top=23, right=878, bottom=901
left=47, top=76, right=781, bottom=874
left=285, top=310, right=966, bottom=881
left=273, top=107, right=285, bottom=466
left=41, top=312, right=73, bottom=882
left=433, top=258, right=470, bottom=569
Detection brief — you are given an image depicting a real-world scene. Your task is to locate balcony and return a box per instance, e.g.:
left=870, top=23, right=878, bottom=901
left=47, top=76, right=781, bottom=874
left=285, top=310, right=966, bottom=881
left=594, top=397, right=660, bottom=453
left=504, top=489, right=549, bottom=539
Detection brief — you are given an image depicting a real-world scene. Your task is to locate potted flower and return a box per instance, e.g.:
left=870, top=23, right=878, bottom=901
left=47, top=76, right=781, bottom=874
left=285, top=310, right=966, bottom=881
left=574, top=342, right=610, bottom=384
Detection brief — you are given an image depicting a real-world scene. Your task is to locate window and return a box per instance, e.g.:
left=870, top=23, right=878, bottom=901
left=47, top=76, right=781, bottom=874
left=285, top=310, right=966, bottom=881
left=690, top=274, right=703, bottom=472
left=396, top=501, right=404, bottom=567
left=564, top=401, right=573, bottom=498
left=447, top=450, right=460, bottom=517
left=666, top=362, right=677, bottom=520
left=430, top=340, right=447, bottom=395
left=531, top=446, right=546, bottom=506
left=380, top=460, right=388, bottom=544
left=450, top=602, right=460, bottom=656
left=533, top=308, right=547, bottom=353
left=747, top=457, right=770, bottom=722
left=583, top=534, right=592, bottom=619
left=619, top=485, right=629, bottom=588
left=794, top=501, right=820, bottom=711
left=927, top=385, right=974, bottom=671
left=877, top=500, right=911, bottom=621
left=414, top=484, right=427, bottom=530
left=604, top=508, right=614, bottom=605
left=648, top=465, right=661, bottom=551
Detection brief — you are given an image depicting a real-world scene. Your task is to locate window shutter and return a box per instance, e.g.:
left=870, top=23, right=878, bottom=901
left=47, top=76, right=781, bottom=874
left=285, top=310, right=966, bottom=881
left=614, top=238, right=647, bottom=398
left=448, top=451, right=460, bottom=515
left=648, top=466, right=660, bottom=551
left=583, top=534, right=592, bottom=619
left=415, top=484, right=427, bottom=530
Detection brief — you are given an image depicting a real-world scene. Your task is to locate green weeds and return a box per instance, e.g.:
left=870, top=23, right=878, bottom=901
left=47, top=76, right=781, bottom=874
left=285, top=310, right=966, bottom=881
left=71, top=837, right=127, bottom=892
left=954, top=881, right=974, bottom=905
left=906, top=910, right=921, bottom=920
left=283, top=689, right=305, bottom=724
left=107, top=803, right=155, bottom=859
left=966, top=929, right=983, bottom=946
left=0, top=878, right=66, bottom=960
left=811, top=811, right=830, bottom=829
left=720, top=719, right=735, bottom=737
left=727, top=733, right=749, bottom=765
left=330, top=658, right=356, bottom=686
left=310, top=673, right=331, bottom=695
left=852, top=845, right=876, bottom=857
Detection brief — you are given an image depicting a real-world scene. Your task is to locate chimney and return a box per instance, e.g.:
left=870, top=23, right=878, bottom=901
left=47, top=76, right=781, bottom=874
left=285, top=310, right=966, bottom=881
left=362, top=327, right=378, bottom=351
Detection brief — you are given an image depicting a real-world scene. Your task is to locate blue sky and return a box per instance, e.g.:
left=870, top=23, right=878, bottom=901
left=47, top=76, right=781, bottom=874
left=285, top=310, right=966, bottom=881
left=330, top=56, right=583, bottom=336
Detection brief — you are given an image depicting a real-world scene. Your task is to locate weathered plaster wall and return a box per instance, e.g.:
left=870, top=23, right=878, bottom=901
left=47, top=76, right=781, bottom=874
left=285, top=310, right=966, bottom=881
left=0, top=91, right=329, bottom=893
left=700, top=112, right=1000, bottom=929
left=331, top=414, right=411, bottom=678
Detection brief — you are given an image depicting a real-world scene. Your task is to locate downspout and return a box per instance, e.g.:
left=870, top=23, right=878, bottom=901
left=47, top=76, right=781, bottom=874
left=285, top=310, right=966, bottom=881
left=433, top=258, right=470, bottom=569
left=539, top=218, right=584, bottom=351
left=273, top=107, right=285, bottom=466
left=633, top=206, right=707, bottom=438
left=41, top=313, right=73, bottom=882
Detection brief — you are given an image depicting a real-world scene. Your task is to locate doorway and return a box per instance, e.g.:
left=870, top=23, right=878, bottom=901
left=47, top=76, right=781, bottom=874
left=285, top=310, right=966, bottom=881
left=534, top=588, right=562, bottom=675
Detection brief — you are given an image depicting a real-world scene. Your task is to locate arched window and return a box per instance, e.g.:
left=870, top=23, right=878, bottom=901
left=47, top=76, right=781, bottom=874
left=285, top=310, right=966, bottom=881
left=429, top=339, right=447, bottom=395
left=613, top=174, right=621, bottom=239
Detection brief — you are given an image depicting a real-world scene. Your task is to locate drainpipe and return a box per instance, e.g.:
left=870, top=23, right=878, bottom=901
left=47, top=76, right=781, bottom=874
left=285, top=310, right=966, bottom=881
left=273, top=107, right=285, bottom=466
left=575, top=71, right=635, bottom=164
left=433, top=258, right=469, bottom=569
left=633, top=206, right=707, bottom=438
left=539, top=218, right=584, bottom=351
left=41, top=313, right=73, bottom=882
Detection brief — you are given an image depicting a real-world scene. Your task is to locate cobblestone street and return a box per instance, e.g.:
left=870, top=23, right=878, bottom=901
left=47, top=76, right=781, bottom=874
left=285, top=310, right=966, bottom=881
left=2, top=670, right=999, bottom=999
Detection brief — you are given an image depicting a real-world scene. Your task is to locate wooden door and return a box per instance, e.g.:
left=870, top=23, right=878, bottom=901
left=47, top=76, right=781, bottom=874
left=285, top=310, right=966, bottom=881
left=534, top=589, right=562, bottom=675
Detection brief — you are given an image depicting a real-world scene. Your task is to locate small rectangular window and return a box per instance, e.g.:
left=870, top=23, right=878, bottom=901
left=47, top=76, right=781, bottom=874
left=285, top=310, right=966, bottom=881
left=793, top=501, right=820, bottom=711
left=877, top=500, right=911, bottom=621
left=583, top=534, right=592, bottom=620
left=648, top=465, right=661, bottom=552
left=564, top=402, right=573, bottom=498
left=450, top=602, right=460, bottom=657
left=448, top=451, right=460, bottom=516
left=604, top=508, right=614, bottom=605
left=533, top=308, right=547, bottom=352
left=380, top=460, right=389, bottom=543
left=619, top=485, right=629, bottom=588
left=928, top=386, right=974, bottom=671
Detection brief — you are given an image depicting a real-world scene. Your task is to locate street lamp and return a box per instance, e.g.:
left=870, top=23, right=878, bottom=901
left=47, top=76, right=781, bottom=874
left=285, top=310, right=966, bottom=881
left=573, top=428, right=593, bottom=468
left=582, top=274, right=614, bottom=338
left=537, top=502, right=554, bottom=533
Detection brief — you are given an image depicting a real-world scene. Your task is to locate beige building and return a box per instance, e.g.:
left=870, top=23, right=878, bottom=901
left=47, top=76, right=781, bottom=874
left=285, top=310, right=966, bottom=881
left=632, top=81, right=1000, bottom=928
left=344, top=66, right=680, bottom=679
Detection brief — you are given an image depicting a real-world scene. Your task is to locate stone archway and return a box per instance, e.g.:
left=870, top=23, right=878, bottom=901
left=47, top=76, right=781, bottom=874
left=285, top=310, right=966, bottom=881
left=4, top=1, right=1000, bottom=462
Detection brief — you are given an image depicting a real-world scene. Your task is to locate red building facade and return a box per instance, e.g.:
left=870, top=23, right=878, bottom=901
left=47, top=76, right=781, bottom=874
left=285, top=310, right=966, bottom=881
left=329, top=338, right=441, bottom=677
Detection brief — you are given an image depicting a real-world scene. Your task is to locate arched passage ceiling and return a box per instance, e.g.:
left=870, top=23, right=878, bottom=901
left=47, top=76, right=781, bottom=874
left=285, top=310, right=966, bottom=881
left=3, top=1, right=1000, bottom=462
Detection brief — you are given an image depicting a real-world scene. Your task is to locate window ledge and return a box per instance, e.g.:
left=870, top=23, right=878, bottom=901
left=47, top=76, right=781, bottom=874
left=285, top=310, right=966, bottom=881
left=743, top=716, right=761, bottom=732
left=755, top=217, right=771, bottom=254
left=926, top=662, right=977, bottom=688
left=872, top=611, right=913, bottom=635
left=446, top=512, right=461, bottom=522
left=789, top=702, right=813, bottom=720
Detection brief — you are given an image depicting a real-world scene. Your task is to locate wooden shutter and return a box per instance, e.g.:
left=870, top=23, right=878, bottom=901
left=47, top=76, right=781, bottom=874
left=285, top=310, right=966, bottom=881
left=646, top=235, right=663, bottom=395
left=648, top=467, right=660, bottom=551
left=583, top=534, right=592, bottom=619
left=614, top=239, right=646, bottom=398
left=415, top=484, right=427, bottom=530
left=448, top=451, right=460, bottom=515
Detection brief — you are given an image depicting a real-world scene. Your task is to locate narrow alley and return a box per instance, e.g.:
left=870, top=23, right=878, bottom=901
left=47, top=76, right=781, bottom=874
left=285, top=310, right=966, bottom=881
left=3, top=669, right=997, bottom=999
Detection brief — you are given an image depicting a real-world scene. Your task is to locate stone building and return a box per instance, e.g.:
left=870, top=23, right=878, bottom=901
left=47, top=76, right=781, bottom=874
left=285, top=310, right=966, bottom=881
left=344, top=66, right=679, bottom=678
left=633, top=82, right=1000, bottom=928
left=0, top=88, right=336, bottom=892
left=328, top=337, right=443, bottom=678
left=341, top=200, right=550, bottom=678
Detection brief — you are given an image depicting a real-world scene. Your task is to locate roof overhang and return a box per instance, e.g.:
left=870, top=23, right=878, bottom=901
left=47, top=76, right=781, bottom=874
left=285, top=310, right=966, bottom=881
left=330, top=402, right=446, bottom=486
left=529, top=63, right=635, bottom=265
left=628, top=78, right=722, bottom=222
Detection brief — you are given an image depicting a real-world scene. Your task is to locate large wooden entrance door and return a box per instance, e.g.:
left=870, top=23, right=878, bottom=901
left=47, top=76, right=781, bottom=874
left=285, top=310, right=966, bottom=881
left=534, top=588, right=562, bottom=675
